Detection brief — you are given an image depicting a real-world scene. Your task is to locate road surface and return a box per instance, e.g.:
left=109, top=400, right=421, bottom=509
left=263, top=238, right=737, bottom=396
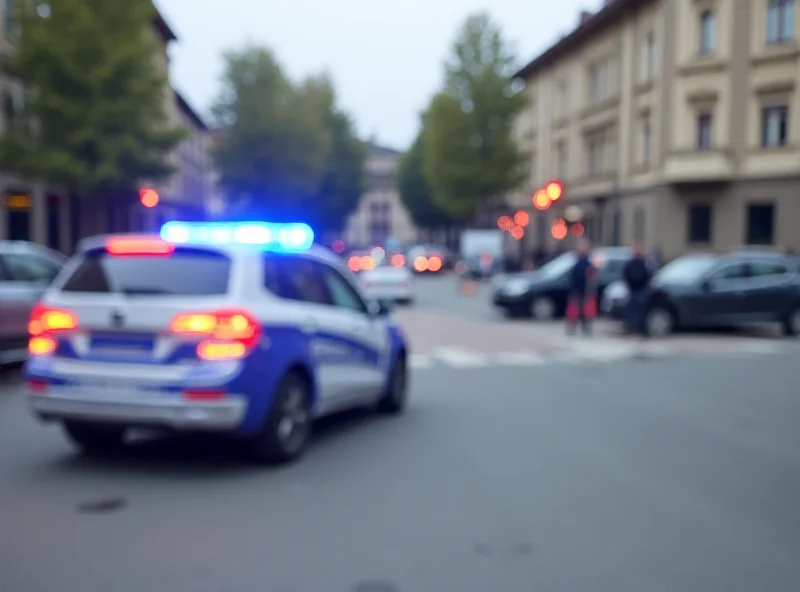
left=0, top=275, right=798, bottom=591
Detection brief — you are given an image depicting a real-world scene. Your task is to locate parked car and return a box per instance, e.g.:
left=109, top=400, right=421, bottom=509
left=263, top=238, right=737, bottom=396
left=0, top=241, right=66, bottom=366
left=492, top=247, right=631, bottom=319
left=642, top=251, right=800, bottom=337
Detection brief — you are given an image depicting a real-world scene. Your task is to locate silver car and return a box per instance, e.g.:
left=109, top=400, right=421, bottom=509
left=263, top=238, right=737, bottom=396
left=0, top=241, right=65, bottom=365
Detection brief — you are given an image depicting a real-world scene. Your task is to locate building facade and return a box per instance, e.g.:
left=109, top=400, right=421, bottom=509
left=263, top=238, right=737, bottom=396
left=511, top=0, right=800, bottom=258
left=344, top=143, right=417, bottom=247
left=0, top=3, right=211, bottom=250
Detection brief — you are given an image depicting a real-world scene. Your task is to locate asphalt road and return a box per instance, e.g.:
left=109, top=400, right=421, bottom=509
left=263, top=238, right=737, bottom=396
left=1, top=276, right=799, bottom=591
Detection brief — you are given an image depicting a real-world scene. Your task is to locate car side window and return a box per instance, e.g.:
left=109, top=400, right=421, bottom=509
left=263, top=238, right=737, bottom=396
left=318, top=263, right=368, bottom=314
left=263, top=255, right=330, bottom=305
left=750, top=260, right=789, bottom=277
left=1, top=254, right=60, bottom=283
left=709, top=263, right=749, bottom=282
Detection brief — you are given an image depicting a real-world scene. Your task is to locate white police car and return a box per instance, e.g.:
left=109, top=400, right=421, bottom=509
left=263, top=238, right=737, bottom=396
left=24, top=222, right=409, bottom=464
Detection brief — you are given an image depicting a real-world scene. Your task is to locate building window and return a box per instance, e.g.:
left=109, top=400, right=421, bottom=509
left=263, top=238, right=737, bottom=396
left=688, top=204, right=712, bottom=243
left=46, top=194, right=61, bottom=251
left=633, top=207, right=646, bottom=243
left=699, top=10, right=716, bottom=54
left=587, top=137, right=600, bottom=175
left=761, top=104, right=789, bottom=147
left=641, top=117, right=652, bottom=165
left=554, top=81, right=568, bottom=117
left=643, top=32, right=655, bottom=80
left=696, top=110, right=713, bottom=149
left=555, top=141, right=567, bottom=177
left=611, top=209, right=621, bottom=246
left=767, top=0, right=795, bottom=44
left=746, top=203, right=775, bottom=245
left=5, top=190, right=31, bottom=241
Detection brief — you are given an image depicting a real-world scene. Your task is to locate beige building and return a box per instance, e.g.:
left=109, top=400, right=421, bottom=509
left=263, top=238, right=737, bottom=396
left=344, top=143, right=417, bottom=247
left=0, top=4, right=212, bottom=250
left=511, top=0, right=800, bottom=258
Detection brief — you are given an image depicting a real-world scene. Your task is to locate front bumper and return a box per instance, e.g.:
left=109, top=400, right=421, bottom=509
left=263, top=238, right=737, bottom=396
left=28, top=387, right=247, bottom=431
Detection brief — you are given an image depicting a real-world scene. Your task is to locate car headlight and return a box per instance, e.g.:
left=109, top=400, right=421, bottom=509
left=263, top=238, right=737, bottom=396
left=501, top=279, right=530, bottom=296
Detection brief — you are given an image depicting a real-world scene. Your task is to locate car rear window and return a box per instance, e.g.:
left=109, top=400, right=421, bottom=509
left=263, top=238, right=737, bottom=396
left=60, top=248, right=231, bottom=295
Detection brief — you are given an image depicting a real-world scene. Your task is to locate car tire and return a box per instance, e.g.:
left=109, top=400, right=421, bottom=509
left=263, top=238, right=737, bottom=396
left=377, top=354, right=407, bottom=415
left=646, top=306, right=675, bottom=337
left=782, top=306, right=800, bottom=336
left=249, top=371, right=312, bottom=465
left=63, top=421, right=127, bottom=455
left=530, top=297, right=556, bottom=320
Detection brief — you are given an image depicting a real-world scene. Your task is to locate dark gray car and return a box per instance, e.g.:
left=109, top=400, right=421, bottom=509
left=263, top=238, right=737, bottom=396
left=0, top=241, right=65, bottom=365
left=646, top=251, right=800, bottom=337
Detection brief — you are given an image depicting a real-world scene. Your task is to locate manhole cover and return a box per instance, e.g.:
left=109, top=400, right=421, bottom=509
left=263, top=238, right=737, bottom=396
left=77, top=497, right=127, bottom=514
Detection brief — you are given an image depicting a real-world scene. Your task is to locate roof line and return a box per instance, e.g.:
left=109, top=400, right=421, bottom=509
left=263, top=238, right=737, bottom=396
left=152, top=5, right=178, bottom=42
left=174, top=90, right=208, bottom=131
left=513, top=0, right=653, bottom=80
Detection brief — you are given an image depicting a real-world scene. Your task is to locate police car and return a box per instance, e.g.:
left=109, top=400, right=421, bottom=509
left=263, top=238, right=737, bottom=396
left=24, top=222, right=409, bottom=464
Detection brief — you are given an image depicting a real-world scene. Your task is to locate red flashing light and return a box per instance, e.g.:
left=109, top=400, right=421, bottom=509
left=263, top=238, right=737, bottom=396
left=551, top=218, right=568, bottom=240
left=139, top=188, right=159, bottom=208
left=533, top=190, right=551, bottom=210
left=510, top=225, right=524, bottom=240
left=513, top=211, right=529, bottom=226
left=497, top=215, right=512, bottom=231
left=106, top=237, right=175, bottom=256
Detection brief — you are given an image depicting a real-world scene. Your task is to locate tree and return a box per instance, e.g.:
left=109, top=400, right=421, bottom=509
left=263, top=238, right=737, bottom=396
left=397, top=130, right=453, bottom=229
left=212, top=49, right=365, bottom=233
left=0, top=0, right=185, bottom=203
left=422, top=12, right=528, bottom=219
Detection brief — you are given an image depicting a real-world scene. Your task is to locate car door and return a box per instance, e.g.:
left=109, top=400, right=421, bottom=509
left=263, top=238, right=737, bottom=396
left=693, top=262, right=751, bottom=325
left=744, top=259, right=796, bottom=321
left=315, top=260, right=388, bottom=404
left=0, top=252, right=62, bottom=360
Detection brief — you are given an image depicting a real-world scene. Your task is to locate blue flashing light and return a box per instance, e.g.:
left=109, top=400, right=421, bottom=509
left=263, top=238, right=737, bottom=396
left=160, top=221, right=314, bottom=251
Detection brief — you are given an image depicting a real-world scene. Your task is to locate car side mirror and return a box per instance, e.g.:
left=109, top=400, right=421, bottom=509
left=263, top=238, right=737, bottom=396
left=368, top=299, right=393, bottom=317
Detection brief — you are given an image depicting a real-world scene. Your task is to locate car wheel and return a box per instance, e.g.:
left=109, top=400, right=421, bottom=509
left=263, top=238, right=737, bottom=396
left=647, top=306, right=675, bottom=337
left=530, top=297, right=556, bottom=320
left=378, top=354, right=407, bottom=415
left=249, top=372, right=312, bottom=464
left=63, top=421, right=127, bottom=455
left=782, top=306, right=800, bottom=336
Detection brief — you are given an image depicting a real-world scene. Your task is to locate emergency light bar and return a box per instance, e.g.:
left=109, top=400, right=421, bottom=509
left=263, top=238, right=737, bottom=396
left=160, top=221, right=314, bottom=251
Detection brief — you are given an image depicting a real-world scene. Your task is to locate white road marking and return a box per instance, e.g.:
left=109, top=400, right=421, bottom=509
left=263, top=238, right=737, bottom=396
left=569, top=340, right=637, bottom=362
left=494, top=351, right=548, bottom=366
left=433, top=348, right=490, bottom=368
left=409, top=354, right=434, bottom=369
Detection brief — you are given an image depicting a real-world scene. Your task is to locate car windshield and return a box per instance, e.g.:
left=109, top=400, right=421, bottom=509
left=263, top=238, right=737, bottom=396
left=656, top=255, right=717, bottom=284
left=538, top=252, right=577, bottom=279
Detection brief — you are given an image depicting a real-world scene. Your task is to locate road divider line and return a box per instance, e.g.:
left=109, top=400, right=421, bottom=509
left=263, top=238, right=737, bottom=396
left=495, top=352, right=548, bottom=366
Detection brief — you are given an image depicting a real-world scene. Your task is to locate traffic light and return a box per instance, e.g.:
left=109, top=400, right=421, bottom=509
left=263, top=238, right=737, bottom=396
left=139, top=187, right=159, bottom=208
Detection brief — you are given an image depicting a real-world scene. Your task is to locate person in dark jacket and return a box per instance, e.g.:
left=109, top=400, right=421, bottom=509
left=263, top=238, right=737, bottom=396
left=623, top=242, right=652, bottom=337
left=566, top=239, right=595, bottom=335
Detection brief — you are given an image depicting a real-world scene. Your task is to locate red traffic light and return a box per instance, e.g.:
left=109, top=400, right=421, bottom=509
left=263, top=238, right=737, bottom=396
left=545, top=180, right=563, bottom=201
left=139, top=187, right=159, bottom=208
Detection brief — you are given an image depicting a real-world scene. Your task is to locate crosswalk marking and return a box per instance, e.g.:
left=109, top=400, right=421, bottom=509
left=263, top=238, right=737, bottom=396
left=406, top=341, right=798, bottom=371
left=495, top=352, right=548, bottom=366
left=433, top=348, right=490, bottom=367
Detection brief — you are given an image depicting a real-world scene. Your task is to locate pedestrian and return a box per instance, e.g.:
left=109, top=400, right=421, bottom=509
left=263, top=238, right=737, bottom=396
left=623, top=241, right=652, bottom=338
left=565, top=239, right=596, bottom=336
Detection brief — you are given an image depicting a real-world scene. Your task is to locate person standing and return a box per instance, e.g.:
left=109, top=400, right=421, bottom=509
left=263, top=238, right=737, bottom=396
left=566, top=239, right=595, bottom=335
left=623, top=242, right=652, bottom=337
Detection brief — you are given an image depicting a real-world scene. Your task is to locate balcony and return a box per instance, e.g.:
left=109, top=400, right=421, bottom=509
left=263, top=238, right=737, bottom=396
left=663, top=149, right=734, bottom=183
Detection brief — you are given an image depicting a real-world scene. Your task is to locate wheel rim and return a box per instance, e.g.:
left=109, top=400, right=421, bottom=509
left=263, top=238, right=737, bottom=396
left=532, top=298, right=554, bottom=320
left=277, top=385, right=309, bottom=453
left=648, top=310, right=672, bottom=336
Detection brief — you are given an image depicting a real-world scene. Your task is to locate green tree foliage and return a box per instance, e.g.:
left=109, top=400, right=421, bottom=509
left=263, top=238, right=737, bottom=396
left=0, top=0, right=185, bottom=200
left=422, top=12, right=528, bottom=218
left=397, top=130, right=452, bottom=229
left=212, top=47, right=365, bottom=233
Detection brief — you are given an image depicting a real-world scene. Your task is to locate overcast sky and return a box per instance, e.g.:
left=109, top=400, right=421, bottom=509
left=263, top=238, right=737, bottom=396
left=156, top=0, right=599, bottom=151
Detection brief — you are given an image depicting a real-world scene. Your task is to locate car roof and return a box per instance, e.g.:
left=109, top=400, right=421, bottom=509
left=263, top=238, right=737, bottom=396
left=76, top=233, right=341, bottom=265
left=0, top=240, right=67, bottom=261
